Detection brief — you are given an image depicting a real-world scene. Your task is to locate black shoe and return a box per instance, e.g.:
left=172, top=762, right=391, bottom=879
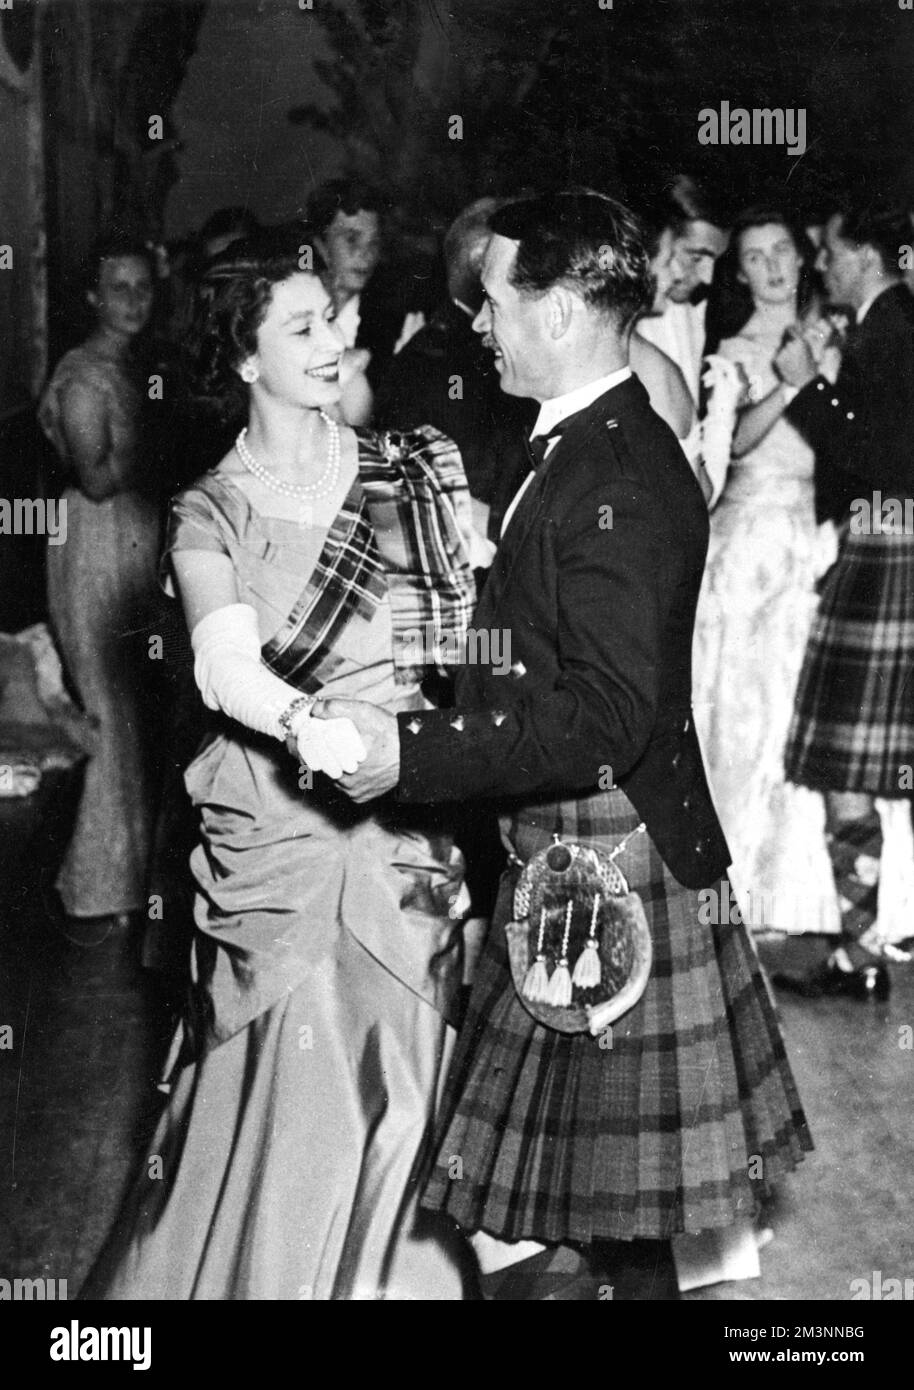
left=772, top=959, right=890, bottom=1001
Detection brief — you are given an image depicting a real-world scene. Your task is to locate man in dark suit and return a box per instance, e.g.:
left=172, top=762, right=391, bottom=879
left=375, top=197, right=534, bottom=539
left=307, top=178, right=427, bottom=397
left=773, top=201, right=914, bottom=1001
left=315, top=191, right=811, bottom=1298
left=636, top=174, right=730, bottom=404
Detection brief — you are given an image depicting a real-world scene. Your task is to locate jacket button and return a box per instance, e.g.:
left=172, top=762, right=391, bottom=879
left=695, top=841, right=705, bottom=855
left=672, top=752, right=681, bottom=770
left=682, top=716, right=690, bottom=735
left=509, top=660, right=527, bottom=679
left=406, top=717, right=423, bottom=735
left=682, top=794, right=692, bottom=810
left=450, top=714, right=465, bottom=732
left=491, top=709, right=507, bottom=727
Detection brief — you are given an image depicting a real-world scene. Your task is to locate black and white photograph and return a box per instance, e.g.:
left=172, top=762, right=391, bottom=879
left=1, top=0, right=914, bottom=1341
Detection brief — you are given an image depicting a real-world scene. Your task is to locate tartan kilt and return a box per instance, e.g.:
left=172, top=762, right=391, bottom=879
left=785, top=529, right=914, bottom=794
left=420, top=786, right=811, bottom=1245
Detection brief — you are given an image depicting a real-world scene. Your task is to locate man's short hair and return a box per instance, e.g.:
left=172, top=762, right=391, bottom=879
left=199, top=206, right=260, bottom=246
left=836, top=198, right=911, bottom=274
left=638, top=173, right=730, bottom=255
left=668, top=174, right=728, bottom=230
left=306, top=178, right=386, bottom=237
left=490, top=189, right=653, bottom=329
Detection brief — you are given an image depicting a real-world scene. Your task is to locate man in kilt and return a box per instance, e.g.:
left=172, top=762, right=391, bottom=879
left=317, top=191, right=812, bottom=1299
left=773, top=200, right=914, bottom=1002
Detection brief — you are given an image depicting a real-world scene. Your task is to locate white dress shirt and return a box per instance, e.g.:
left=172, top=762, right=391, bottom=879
left=501, top=366, right=633, bottom=537
left=336, top=294, right=362, bottom=347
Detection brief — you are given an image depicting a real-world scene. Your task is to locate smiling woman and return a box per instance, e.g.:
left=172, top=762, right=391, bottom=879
left=82, top=228, right=479, bottom=1301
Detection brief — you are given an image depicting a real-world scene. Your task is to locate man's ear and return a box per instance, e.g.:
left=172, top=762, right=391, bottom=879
left=546, top=285, right=575, bottom=339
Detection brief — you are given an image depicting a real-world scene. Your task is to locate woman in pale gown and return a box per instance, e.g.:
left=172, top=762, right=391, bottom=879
left=692, top=208, right=840, bottom=936
left=38, top=236, right=162, bottom=938
left=83, top=234, right=477, bottom=1300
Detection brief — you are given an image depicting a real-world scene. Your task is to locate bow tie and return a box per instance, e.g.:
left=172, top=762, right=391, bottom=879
left=526, top=423, right=566, bottom=470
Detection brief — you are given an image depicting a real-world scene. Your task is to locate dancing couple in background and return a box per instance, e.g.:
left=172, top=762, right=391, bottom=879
left=694, top=200, right=914, bottom=994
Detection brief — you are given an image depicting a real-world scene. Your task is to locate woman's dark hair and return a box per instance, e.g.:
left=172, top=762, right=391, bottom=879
left=83, top=232, right=157, bottom=295
left=189, top=226, right=326, bottom=424
left=705, top=206, right=820, bottom=351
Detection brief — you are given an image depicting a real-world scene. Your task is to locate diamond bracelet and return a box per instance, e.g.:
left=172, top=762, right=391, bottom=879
left=277, top=694, right=316, bottom=743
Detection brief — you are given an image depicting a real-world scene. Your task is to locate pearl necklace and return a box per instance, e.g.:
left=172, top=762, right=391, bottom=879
left=235, top=411, right=341, bottom=501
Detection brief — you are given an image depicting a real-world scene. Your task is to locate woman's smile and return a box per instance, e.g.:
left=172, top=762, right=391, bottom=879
left=306, top=357, right=341, bottom=381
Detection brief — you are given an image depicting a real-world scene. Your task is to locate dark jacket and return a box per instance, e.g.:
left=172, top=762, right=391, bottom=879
left=396, top=373, right=730, bottom=890
left=374, top=301, right=535, bottom=534
left=355, top=268, right=433, bottom=394
left=786, top=284, right=914, bottom=522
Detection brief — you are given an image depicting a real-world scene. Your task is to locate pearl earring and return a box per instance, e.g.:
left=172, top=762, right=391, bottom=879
left=241, top=364, right=259, bottom=384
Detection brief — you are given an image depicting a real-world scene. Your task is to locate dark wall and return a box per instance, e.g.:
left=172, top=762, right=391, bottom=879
left=0, top=408, right=53, bottom=632
left=41, top=0, right=206, bottom=366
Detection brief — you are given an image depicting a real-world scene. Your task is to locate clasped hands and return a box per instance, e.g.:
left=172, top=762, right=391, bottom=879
left=293, top=699, right=400, bottom=802
left=774, top=321, right=842, bottom=389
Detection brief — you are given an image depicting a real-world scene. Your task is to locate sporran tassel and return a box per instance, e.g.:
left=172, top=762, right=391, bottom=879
left=546, top=901, right=574, bottom=1006
left=522, top=907, right=551, bottom=1002
left=572, top=893, right=602, bottom=988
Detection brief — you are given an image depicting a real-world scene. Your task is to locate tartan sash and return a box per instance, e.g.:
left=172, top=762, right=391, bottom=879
left=261, top=426, right=476, bottom=691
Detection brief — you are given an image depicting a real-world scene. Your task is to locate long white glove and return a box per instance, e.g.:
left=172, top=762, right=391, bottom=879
left=700, top=354, right=744, bottom=507
left=190, top=603, right=366, bottom=777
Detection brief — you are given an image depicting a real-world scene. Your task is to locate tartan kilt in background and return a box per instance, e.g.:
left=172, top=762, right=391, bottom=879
left=785, top=529, right=914, bottom=795
left=420, top=786, right=812, bottom=1246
